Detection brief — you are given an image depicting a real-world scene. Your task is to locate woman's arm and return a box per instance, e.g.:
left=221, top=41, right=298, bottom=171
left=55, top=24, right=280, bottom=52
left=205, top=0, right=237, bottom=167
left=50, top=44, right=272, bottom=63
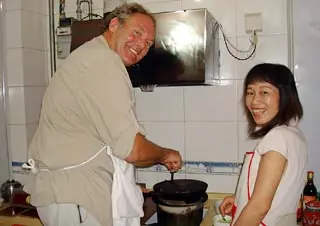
left=233, top=151, right=287, bottom=226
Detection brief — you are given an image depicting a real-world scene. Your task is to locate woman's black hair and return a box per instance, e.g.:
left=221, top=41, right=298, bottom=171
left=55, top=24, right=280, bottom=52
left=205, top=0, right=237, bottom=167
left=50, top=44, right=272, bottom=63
left=243, top=63, right=303, bottom=139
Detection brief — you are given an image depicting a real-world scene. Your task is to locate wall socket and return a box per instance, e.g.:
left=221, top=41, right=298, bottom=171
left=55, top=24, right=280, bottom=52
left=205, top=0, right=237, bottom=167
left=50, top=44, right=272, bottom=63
left=245, top=13, right=263, bottom=33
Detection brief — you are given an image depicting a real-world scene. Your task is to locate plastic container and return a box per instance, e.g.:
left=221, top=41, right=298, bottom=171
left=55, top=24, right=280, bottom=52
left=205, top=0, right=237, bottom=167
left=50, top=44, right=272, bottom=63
left=303, top=200, right=320, bottom=226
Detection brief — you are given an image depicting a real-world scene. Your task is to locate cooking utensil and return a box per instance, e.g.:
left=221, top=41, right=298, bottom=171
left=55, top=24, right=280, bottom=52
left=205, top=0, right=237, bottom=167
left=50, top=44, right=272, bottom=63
left=170, top=172, right=174, bottom=181
left=151, top=178, right=208, bottom=226
left=152, top=179, right=208, bottom=203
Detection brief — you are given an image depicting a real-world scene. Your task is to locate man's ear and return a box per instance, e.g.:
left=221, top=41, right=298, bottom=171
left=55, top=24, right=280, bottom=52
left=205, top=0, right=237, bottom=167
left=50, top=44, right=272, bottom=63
left=108, top=17, right=120, bottom=32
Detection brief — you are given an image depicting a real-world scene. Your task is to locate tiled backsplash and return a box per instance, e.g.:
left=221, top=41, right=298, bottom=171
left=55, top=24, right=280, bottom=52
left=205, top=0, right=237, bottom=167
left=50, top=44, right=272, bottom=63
left=12, top=160, right=242, bottom=193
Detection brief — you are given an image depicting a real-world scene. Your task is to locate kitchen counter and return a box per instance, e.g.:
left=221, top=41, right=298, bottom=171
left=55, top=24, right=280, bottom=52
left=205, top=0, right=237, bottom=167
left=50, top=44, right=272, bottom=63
left=0, top=192, right=231, bottom=226
left=0, top=192, right=42, bottom=226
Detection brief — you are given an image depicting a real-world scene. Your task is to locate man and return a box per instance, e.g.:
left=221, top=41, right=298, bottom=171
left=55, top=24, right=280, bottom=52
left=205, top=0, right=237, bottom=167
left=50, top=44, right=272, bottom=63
left=24, top=3, right=182, bottom=226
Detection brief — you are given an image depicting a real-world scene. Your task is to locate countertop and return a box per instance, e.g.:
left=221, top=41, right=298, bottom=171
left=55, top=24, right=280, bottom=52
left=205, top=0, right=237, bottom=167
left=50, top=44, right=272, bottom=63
left=0, top=192, right=231, bottom=226
left=0, top=192, right=42, bottom=226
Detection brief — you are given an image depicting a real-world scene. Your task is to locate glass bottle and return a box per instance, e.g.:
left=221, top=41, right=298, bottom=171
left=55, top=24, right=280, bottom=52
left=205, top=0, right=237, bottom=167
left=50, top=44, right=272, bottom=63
left=303, top=171, right=318, bottom=208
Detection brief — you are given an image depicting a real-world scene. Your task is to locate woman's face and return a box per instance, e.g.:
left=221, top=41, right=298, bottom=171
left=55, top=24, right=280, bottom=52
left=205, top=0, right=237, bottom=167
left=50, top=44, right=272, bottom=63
left=245, top=81, right=280, bottom=126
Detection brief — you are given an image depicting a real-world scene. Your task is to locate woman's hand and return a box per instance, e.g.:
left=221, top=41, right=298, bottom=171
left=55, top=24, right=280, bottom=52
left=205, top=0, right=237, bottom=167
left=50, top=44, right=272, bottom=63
left=220, top=195, right=235, bottom=216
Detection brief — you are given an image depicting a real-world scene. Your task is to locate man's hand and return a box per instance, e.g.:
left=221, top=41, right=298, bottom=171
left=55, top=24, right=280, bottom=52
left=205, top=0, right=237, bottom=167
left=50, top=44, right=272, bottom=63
left=160, top=149, right=182, bottom=172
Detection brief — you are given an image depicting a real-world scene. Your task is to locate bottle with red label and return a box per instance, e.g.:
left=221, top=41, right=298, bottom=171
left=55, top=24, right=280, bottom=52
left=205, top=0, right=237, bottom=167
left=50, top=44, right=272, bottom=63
left=303, top=171, right=318, bottom=209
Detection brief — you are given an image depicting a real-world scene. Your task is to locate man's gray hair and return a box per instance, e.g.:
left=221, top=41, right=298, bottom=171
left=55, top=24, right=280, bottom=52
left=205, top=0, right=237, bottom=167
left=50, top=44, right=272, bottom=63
left=104, top=3, right=156, bottom=29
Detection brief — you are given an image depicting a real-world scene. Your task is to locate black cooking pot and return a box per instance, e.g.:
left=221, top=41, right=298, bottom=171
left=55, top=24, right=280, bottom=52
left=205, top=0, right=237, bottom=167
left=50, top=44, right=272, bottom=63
left=151, top=179, right=208, bottom=204
left=151, top=179, right=208, bottom=226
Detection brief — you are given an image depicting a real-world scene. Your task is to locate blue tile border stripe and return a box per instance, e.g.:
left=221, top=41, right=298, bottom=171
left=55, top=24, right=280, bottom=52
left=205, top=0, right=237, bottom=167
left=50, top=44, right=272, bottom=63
left=12, top=160, right=243, bottom=176
left=12, top=161, right=24, bottom=167
left=136, top=161, right=242, bottom=175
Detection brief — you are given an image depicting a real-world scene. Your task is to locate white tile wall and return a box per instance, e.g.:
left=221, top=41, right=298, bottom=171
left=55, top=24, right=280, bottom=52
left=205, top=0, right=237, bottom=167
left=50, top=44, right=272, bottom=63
left=234, top=0, right=288, bottom=36
left=5, top=10, right=22, bottom=48
left=186, top=173, right=239, bottom=194
left=5, top=0, right=21, bottom=11
left=184, top=83, right=237, bottom=122
left=218, top=37, right=237, bottom=80
left=128, top=0, right=182, bottom=13
left=182, top=0, right=236, bottom=37
left=236, top=35, right=289, bottom=79
left=140, top=122, right=186, bottom=159
left=5, top=1, right=49, bottom=166
left=185, top=122, right=238, bottom=162
left=21, top=11, right=48, bottom=50
left=8, top=125, right=28, bottom=162
left=24, top=87, right=46, bottom=124
left=135, top=87, right=184, bottom=122
left=7, top=48, right=49, bottom=86
left=7, top=87, right=26, bottom=125
left=6, top=0, right=48, bottom=14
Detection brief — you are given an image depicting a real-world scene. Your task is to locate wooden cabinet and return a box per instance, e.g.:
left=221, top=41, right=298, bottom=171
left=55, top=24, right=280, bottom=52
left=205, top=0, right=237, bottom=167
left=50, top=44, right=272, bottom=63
left=70, top=19, right=106, bottom=52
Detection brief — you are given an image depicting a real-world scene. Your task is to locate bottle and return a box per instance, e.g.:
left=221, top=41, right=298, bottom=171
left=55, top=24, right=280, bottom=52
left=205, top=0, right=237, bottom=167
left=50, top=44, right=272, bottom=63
left=303, top=171, right=318, bottom=208
left=296, top=194, right=303, bottom=224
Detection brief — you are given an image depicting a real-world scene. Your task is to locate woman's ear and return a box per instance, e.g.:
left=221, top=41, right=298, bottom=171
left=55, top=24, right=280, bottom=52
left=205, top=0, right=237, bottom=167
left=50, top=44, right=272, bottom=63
left=108, top=17, right=120, bottom=32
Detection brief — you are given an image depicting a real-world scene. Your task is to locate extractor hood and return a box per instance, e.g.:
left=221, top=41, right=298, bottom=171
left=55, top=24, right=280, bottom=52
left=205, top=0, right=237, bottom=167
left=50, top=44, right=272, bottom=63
left=128, top=9, right=220, bottom=87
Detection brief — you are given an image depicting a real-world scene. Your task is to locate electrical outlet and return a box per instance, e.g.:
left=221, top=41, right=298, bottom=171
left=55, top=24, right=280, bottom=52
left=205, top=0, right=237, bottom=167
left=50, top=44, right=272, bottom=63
left=245, top=13, right=263, bottom=33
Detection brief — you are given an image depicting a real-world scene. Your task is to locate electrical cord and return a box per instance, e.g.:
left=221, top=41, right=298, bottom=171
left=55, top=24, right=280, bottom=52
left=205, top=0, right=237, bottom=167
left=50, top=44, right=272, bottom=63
left=216, top=22, right=255, bottom=53
left=222, top=30, right=257, bottom=61
left=215, top=22, right=258, bottom=61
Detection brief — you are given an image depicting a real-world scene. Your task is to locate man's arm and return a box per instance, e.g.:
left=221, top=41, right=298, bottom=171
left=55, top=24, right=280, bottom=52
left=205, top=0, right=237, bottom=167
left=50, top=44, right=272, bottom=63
left=125, top=133, right=182, bottom=171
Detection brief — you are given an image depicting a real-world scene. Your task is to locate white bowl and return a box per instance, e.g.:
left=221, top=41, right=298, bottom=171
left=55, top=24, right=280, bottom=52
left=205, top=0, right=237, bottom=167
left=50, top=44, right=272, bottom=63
left=213, top=214, right=232, bottom=226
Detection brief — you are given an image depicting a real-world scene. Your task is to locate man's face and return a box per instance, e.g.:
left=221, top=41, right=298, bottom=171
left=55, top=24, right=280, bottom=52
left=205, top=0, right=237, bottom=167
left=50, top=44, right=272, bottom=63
left=109, top=13, right=155, bottom=66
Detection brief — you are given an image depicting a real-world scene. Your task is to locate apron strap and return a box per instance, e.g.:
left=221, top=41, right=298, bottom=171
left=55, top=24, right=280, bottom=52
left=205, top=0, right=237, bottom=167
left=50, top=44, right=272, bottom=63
left=22, top=145, right=108, bottom=173
left=246, top=151, right=267, bottom=226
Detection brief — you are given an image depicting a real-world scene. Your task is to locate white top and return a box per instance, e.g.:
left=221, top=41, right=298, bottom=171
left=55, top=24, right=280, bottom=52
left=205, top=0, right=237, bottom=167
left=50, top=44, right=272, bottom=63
left=233, top=124, right=307, bottom=225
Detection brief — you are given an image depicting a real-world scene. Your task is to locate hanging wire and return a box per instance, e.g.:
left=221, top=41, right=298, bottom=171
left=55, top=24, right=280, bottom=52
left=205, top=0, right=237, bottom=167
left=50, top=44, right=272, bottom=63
left=215, top=22, right=258, bottom=61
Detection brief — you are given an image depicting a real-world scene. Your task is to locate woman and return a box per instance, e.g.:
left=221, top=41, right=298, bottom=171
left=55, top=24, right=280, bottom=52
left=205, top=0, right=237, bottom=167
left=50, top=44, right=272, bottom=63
left=220, top=63, right=307, bottom=226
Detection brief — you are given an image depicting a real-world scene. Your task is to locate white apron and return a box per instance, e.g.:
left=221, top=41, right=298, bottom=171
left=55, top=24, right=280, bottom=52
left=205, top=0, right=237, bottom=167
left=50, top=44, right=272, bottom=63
left=106, top=148, right=144, bottom=226
left=231, top=152, right=296, bottom=226
left=22, top=145, right=144, bottom=226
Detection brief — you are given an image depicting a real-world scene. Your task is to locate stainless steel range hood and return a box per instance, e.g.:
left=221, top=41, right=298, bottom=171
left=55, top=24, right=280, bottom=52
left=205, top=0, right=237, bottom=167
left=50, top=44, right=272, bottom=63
left=128, top=9, right=220, bottom=87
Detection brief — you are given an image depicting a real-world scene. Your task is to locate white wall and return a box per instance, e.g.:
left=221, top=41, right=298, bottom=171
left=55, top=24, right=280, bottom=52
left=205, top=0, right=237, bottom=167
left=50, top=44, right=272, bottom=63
left=0, top=0, right=10, bottom=184
left=293, top=0, right=320, bottom=189
left=4, top=0, right=49, bottom=183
